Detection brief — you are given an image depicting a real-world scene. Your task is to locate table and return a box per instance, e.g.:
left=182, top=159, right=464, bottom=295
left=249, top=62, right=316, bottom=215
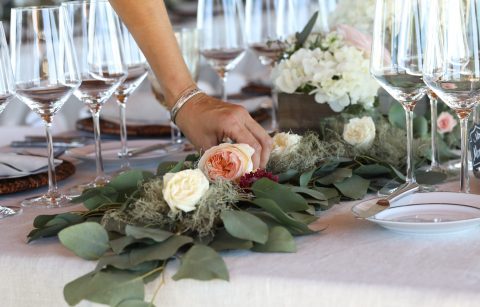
left=2, top=149, right=480, bottom=307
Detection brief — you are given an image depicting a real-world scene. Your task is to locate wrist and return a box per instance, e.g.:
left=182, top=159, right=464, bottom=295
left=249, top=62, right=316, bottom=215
left=170, top=88, right=205, bottom=124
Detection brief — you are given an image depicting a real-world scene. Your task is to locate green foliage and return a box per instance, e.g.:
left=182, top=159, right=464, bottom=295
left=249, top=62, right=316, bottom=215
left=173, top=245, right=229, bottom=281
left=58, top=222, right=109, bottom=260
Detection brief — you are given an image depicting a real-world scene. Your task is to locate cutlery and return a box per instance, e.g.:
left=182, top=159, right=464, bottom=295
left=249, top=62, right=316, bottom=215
left=10, top=140, right=84, bottom=149
left=354, top=183, right=420, bottom=219
left=126, top=143, right=184, bottom=157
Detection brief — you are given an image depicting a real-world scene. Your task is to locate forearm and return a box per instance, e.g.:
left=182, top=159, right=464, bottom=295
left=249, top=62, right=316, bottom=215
left=109, top=0, right=195, bottom=108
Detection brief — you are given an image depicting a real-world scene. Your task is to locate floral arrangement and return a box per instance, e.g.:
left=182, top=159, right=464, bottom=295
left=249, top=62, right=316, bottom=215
left=272, top=13, right=379, bottom=112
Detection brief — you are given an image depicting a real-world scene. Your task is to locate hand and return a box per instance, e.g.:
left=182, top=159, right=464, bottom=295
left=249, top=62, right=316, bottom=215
left=175, top=93, right=273, bottom=169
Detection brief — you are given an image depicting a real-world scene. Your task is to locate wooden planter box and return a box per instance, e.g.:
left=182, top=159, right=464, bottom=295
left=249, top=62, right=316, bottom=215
left=277, top=93, right=336, bottom=133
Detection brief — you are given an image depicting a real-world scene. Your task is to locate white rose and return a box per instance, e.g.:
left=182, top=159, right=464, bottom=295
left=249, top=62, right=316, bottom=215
left=162, top=169, right=210, bottom=213
left=343, top=116, right=376, bottom=150
left=271, top=132, right=302, bottom=156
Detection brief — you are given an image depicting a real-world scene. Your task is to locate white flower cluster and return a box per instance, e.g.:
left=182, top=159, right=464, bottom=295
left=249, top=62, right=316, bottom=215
left=273, top=32, right=379, bottom=112
left=330, top=0, right=376, bottom=34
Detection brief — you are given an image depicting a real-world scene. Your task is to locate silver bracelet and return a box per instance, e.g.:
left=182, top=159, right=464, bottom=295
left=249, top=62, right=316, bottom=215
left=170, top=88, right=203, bottom=124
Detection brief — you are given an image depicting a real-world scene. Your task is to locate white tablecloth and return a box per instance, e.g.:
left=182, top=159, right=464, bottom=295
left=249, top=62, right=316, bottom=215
left=1, top=147, right=480, bottom=307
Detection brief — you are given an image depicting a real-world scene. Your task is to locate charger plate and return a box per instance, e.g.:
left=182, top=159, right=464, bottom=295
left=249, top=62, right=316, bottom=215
left=352, top=192, right=480, bottom=234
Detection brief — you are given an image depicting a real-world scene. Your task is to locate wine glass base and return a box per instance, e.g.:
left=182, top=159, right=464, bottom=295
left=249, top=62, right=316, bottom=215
left=21, top=192, right=74, bottom=208
left=377, top=180, right=435, bottom=197
left=70, top=175, right=111, bottom=195
left=0, top=206, right=22, bottom=219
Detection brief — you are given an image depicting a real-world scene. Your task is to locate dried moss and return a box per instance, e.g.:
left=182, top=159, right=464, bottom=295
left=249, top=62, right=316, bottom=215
left=267, top=118, right=429, bottom=174
left=102, top=178, right=246, bottom=238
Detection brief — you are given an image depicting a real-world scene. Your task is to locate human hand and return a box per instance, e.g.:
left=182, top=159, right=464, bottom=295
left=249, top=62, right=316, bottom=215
left=175, top=93, right=272, bottom=169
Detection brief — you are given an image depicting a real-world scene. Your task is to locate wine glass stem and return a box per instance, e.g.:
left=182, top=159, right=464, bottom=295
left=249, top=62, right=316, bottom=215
left=117, top=95, right=130, bottom=170
left=219, top=70, right=228, bottom=101
left=404, top=106, right=416, bottom=184
left=45, top=122, right=58, bottom=195
left=90, top=107, right=106, bottom=180
left=429, top=97, right=440, bottom=169
left=459, top=116, right=470, bottom=193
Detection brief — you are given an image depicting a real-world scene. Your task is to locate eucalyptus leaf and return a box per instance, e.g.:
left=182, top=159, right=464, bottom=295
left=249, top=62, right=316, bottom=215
left=110, top=236, right=154, bottom=255
left=27, top=223, right=71, bottom=243
left=44, top=213, right=85, bottom=228
left=173, top=245, right=229, bottom=281
left=299, top=169, right=316, bottom=187
left=252, top=226, right=296, bottom=253
left=220, top=211, right=269, bottom=244
left=32, top=214, right=57, bottom=228
left=129, top=235, right=193, bottom=266
left=71, top=187, right=104, bottom=204
left=334, top=175, right=370, bottom=200
left=251, top=178, right=309, bottom=212
left=117, top=299, right=152, bottom=307
left=157, top=161, right=179, bottom=176
left=295, top=11, right=319, bottom=49
left=277, top=169, right=299, bottom=183
left=354, top=164, right=391, bottom=177
left=251, top=198, right=315, bottom=235
left=109, top=170, right=154, bottom=196
left=413, top=116, right=428, bottom=138
left=289, top=186, right=327, bottom=200
left=317, top=168, right=352, bottom=185
left=388, top=102, right=405, bottom=129
left=58, top=222, right=109, bottom=260
left=64, top=270, right=145, bottom=306
left=313, top=186, right=340, bottom=199
left=209, top=228, right=254, bottom=251
left=125, top=225, right=173, bottom=242
left=288, top=212, right=318, bottom=224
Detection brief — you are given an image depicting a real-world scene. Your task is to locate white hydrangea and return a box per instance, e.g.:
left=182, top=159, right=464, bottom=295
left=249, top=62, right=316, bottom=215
left=273, top=32, right=379, bottom=112
left=330, top=0, right=376, bottom=34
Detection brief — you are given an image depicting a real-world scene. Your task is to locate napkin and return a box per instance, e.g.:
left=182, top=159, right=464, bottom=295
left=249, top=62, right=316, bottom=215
left=0, top=153, right=61, bottom=178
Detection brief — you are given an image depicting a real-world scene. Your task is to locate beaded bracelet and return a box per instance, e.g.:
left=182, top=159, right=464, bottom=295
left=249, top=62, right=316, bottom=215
left=170, top=88, right=203, bottom=124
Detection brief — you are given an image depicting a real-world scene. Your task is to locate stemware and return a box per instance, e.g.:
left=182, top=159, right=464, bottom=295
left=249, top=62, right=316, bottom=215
left=64, top=0, right=127, bottom=188
left=115, top=23, right=148, bottom=172
left=423, top=0, right=480, bottom=193
left=370, top=0, right=428, bottom=193
left=245, top=0, right=295, bottom=132
left=197, top=0, right=246, bottom=101
left=426, top=90, right=443, bottom=172
left=0, top=22, right=21, bottom=218
left=11, top=6, right=81, bottom=207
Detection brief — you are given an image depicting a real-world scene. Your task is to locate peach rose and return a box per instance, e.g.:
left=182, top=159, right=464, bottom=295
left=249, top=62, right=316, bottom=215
left=198, top=143, right=254, bottom=181
left=437, top=112, right=457, bottom=134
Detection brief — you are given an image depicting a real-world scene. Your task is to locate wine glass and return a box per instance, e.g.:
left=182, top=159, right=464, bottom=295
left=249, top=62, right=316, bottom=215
left=423, top=0, right=480, bottom=193
left=197, top=0, right=246, bottom=101
left=63, top=0, right=127, bottom=188
left=0, top=22, right=21, bottom=218
left=426, top=90, right=443, bottom=172
left=370, top=0, right=428, bottom=192
left=11, top=6, right=81, bottom=208
left=115, top=22, right=148, bottom=172
left=245, top=0, right=295, bottom=132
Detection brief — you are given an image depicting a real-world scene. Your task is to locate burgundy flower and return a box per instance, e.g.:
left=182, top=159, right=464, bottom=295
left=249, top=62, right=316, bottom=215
left=238, top=169, right=279, bottom=189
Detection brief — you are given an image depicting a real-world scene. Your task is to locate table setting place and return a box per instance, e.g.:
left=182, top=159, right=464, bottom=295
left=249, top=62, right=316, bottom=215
left=3, top=0, right=480, bottom=306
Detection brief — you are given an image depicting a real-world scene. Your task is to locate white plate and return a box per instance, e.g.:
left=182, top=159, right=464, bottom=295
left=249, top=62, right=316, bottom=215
left=66, top=140, right=183, bottom=164
left=352, top=192, right=480, bottom=234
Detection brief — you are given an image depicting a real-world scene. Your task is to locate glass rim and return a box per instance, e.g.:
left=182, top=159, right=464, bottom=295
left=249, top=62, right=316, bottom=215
left=11, top=5, right=60, bottom=12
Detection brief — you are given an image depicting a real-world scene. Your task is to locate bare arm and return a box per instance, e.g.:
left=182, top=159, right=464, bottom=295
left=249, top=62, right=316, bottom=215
left=109, top=0, right=272, bottom=168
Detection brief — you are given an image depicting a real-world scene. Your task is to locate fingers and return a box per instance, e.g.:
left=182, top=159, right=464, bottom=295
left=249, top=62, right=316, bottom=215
left=245, top=117, right=272, bottom=168
left=229, top=124, right=263, bottom=169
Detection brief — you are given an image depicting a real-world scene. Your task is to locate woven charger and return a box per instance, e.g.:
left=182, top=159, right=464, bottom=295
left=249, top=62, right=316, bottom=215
left=0, top=160, right=76, bottom=195
left=76, top=108, right=270, bottom=137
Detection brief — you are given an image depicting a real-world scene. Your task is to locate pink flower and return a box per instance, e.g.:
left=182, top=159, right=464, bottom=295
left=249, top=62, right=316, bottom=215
left=437, top=112, right=457, bottom=134
left=198, top=143, right=254, bottom=181
left=335, top=24, right=391, bottom=63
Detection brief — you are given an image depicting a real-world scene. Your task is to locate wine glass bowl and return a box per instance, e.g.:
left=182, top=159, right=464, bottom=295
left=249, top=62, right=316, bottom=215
left=370, top=0, right=428, bottom=191
left=64, top=0, right=127, bottom=188
left=197, top=0, right=246, bottom=101
left=0, top=22, right=21, bottom=218
left=11, top=6, right=81, bottom=208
